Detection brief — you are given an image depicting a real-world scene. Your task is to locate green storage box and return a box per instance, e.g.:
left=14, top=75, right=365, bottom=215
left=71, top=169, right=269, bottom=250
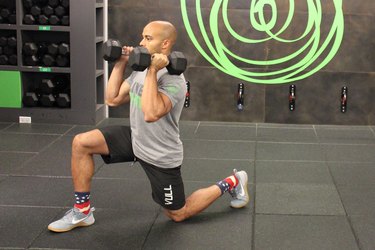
left=0, top=71, right=22, bottom=108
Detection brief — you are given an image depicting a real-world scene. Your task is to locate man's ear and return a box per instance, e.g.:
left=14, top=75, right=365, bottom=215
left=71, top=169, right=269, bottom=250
left=162, top=39, right=170, bottom=49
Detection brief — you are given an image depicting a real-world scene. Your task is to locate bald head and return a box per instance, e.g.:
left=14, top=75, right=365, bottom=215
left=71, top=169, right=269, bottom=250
left=147, top=21, right=177, bottom=45
left=140, top=20, right=177, bottom=54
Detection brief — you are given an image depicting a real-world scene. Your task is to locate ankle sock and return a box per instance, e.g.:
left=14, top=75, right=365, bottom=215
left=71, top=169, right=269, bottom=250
left=74, top=192, right=91, bottom=215
left=216, top=175, right=239, bottom=195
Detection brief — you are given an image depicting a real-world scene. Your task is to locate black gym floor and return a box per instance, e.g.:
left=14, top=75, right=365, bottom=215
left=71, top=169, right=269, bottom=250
left=0, top=118, right=374, bottom=249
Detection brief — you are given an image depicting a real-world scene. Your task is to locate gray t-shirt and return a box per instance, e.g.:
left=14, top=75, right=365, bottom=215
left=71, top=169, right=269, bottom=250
left=126, top=68, right=187, bottom=168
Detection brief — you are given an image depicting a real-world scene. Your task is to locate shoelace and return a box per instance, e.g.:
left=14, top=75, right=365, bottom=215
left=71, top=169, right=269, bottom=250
left=62, top=207, right=96, bottom=222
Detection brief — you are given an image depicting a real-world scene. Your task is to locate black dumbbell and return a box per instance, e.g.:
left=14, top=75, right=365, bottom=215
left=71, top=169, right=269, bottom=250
left=55, top=5, right=65, bottom=17
left=102, top=39, right=123, bottom=61
left=23, top=92, right=41, bottom=107
left=48, top=0, right=60, bottom=7
left=48, top=43, right=59, bottom=55
left=128, top=47, right=187, bottom=75
left=103, top=39, right=187, bottom=75
left=42, top=54, right=55, bottom=66
left=23, top=42, right=48, bottom=56
left=7, top=37, right=17, bottom=47
left=56, top=93, right=70, bottom=107
left=0, top=8, right=10, bottom=19
left=31, top=6, right=42, bottom=16
left=58, top=43, right=69, bottom=55
left=61, top=0, right=69, bottom=8
left=49, top=15, right=60, bottom=25
left=23, top=43, right=38, bottom=55
left=0, top=55, right=9, bottom=65
left=38, top=14, right=49, bottom=25
left=43, top=5, right=54, bottom=16
left=24, top=14, right=36, bottom=24
left=39, top=93, right=56, bottom=107
left=24, top=55, right=39, bottom=66
left=39, top=77, right=70, bottom=107
left=40, top=77, right=69, bottom=94
left=55, top=76, right=71, bottom=107
left=0, top=36, right=7, bottom=46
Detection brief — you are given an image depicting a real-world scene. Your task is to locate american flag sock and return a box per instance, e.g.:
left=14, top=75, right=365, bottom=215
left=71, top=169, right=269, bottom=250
left=215, top=175, right=239, bottom=195
left=74, top=192, right=91, bottom=215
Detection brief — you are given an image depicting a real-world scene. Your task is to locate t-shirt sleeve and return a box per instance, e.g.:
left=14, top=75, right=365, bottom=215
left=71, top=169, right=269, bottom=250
left=125, top=72, right=136, bottom=85
left=158, top=73, right=186, bottom=107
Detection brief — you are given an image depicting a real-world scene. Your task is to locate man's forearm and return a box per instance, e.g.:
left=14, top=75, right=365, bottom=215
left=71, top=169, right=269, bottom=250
left=106, top=61, right=127, bottom=102
left=141, top=68, right=166, bottom=121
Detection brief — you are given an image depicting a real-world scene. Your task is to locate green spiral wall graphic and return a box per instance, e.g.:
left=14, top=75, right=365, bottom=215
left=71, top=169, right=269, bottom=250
left=180, top=0, right=345, bottom=84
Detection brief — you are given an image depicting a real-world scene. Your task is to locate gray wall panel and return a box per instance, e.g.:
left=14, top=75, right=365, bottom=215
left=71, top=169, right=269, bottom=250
left=108, top=1, right=375, bottom=125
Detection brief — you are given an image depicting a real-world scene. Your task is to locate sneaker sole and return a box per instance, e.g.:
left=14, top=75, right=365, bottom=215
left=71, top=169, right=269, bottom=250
left=230, top=171, right=249, bottom=209
left=48, top=220, right=95, bottom=233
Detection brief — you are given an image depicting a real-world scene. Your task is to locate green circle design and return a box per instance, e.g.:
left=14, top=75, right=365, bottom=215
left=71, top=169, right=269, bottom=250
left=180, top=0, right=345, bottom=84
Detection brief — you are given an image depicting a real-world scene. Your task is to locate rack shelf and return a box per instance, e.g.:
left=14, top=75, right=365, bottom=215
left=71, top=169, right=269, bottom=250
left=0, top=0, right=107, bottom=125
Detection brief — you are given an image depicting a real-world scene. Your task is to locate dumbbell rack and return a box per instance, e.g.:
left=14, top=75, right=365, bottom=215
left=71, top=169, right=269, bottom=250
left=0, top=0, right=107, bottom=125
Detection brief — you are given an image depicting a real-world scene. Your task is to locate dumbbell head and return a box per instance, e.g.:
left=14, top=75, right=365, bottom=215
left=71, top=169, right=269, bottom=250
left=56, top=93, right=70, bottom=108
left=166, top=51, right=187, bottom=75
left=42, top=54, right=55, bottom=66
left=0, top=37, right=7, bottom=46
left=49, top=15, right=60, bottom=25
left=0, top=55, right=8, bottom=65
left=39, top=94, right=56, bottom=107
left=38, top=15, right=49, bottom=25
left=7, top=37, right=17, bottom=47
left=23, top=42, right=38, bottom=56
left=48, top=43, right=59, bottom=55
left=0, top=9, right=11, bottom=19
left=23, top=92, right=39, bottom=107
left=40, top=79, right=55, bottom=94
left=43, top=5, right=54, bottom=16
left=128, top=47, right=151, bottom=71
left=58, top=43, right=69, bottom=55
left=24, top=55, right=39, bottom=66
left=55, top=6, right=66, bottom=17
left=61, top=0, right=69, bottom=8
left=8, top=54, right=17, bottom=65
left=24, top=14, right=36, bottom=24
left=48, top=0, right=60, bottom=8
left=103, top=39, right=122, bottom=62
left=31, top=6, right=42, bottom=16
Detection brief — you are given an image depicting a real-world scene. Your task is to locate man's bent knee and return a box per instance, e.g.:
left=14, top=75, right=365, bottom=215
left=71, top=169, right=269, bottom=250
left=164, top=207, right=188, bottom=222
left=72, top=129, right=109, bottom=155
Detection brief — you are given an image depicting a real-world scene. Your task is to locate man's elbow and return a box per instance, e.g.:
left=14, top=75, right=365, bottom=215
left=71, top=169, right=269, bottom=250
left=143, top=113, right=159, bottom=123
left=105, top=99, right=119, bottom=107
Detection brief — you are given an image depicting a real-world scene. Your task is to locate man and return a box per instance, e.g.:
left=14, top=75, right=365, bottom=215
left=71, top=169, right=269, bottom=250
left=48, top=20, right=249, bottom=233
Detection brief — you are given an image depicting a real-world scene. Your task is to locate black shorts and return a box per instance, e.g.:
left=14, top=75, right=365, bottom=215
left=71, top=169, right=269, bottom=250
left=98, top=125, right=186, bottom=210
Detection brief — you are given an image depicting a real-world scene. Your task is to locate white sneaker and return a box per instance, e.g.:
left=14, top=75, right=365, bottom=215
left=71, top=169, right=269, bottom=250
left=229, top=169, right=249, bottom=208
left=48, top=207, right=95, bottom=233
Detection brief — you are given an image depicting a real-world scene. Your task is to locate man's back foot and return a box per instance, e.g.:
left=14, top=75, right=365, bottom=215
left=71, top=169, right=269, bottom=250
left=229, top=169, right=249, bottom=208
left=48, top=207, right=95, bottom=233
